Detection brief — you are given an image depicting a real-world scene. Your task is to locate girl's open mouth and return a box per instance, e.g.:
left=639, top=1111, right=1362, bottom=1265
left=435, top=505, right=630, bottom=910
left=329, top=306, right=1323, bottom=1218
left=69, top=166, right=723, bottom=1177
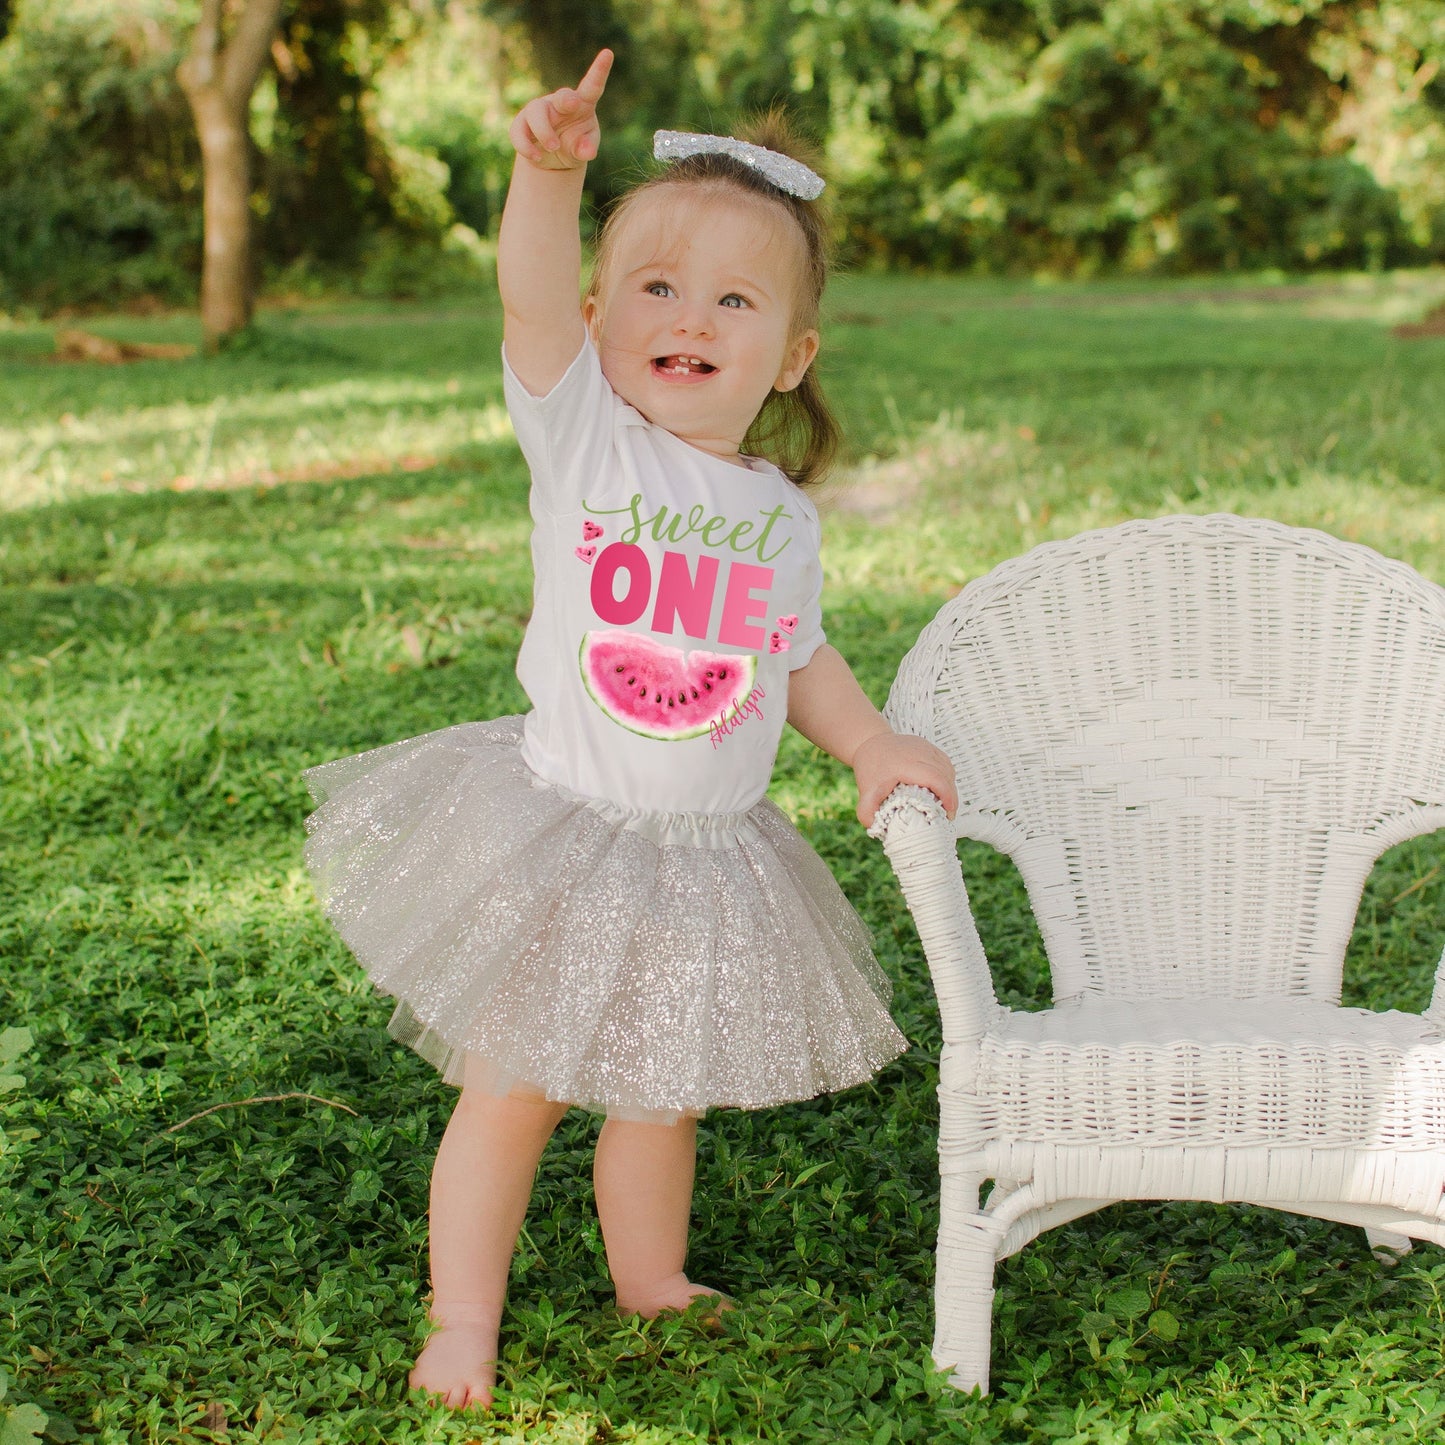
left=653, top=355, right=717, bottom=377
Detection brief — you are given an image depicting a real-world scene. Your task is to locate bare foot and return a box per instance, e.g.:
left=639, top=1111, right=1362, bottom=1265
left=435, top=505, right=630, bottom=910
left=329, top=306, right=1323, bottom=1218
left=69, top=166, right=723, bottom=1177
left=408, top=1301, right=500, bottom=1411
left=617, top=1272, right=733, bottom=1324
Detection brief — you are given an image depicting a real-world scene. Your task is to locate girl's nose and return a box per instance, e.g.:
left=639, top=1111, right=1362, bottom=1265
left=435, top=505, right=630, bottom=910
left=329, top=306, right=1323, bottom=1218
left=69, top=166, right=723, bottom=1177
left=673, top=300, right=715, bottom=339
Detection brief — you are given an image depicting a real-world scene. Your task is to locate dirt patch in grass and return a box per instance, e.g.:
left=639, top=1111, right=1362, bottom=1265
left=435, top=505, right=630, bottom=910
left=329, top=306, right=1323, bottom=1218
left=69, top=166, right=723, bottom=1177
left=1394, top=301, right=1445, bottom=339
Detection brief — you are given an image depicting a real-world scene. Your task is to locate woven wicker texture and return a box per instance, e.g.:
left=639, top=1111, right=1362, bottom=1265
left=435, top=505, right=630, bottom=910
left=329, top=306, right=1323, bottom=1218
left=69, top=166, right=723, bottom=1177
left=871, top=514, right=1445, bottom=1393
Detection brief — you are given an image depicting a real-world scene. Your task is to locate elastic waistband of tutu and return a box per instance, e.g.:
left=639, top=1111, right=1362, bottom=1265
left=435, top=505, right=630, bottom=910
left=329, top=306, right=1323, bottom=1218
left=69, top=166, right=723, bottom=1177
left=527, top=770, right=766, bottom=850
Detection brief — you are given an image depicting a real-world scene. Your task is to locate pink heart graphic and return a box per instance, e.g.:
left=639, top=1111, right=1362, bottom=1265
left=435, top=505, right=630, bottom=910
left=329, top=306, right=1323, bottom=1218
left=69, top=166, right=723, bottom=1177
left=575, top=545, right=597, bottom=564
left=775, top=614, right=799, bottom=634
left=582, top=520, right=604, bottom=541
left=769, top=632, right=791, bottom=654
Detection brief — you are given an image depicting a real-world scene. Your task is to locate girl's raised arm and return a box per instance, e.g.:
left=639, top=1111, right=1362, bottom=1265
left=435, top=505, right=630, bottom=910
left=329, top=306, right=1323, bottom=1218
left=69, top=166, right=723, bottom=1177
left=499, top=49, right=613, bottom=396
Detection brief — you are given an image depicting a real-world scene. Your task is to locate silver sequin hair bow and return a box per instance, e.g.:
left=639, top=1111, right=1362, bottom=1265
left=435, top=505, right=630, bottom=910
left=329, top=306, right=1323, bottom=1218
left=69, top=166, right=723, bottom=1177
left=653, top=130, right=825, bottom=201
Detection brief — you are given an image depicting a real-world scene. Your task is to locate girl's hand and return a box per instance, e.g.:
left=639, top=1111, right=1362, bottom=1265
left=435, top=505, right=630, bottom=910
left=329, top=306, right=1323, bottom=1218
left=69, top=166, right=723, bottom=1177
left=509, top=49, right=613, bottom=171
left=851, top=731, right=959, bottom=829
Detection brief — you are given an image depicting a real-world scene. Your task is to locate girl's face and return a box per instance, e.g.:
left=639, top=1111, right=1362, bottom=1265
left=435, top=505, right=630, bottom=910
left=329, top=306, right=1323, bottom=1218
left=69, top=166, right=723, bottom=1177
left=583, top=188, right=819, bottom=466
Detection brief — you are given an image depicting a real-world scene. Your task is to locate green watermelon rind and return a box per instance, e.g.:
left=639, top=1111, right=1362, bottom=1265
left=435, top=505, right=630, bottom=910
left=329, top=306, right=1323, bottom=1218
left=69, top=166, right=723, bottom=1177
left=579, top=630, right=757, bottom=741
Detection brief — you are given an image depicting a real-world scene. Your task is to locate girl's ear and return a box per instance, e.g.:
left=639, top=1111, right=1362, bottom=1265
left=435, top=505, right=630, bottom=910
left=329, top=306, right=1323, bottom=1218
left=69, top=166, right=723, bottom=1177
left=582, top=294, right=602, bottom=343
left=774, top=328, right=819, bottom=393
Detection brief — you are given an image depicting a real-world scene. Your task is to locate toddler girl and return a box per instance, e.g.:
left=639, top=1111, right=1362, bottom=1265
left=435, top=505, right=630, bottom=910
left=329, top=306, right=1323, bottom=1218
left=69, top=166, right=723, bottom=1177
left=302, top=48, right=956, bottom=1412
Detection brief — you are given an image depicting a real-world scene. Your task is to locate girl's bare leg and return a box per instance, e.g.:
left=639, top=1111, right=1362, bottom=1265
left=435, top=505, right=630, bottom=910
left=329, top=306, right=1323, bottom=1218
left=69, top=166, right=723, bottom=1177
left=593, top=1115, right=728, bottom=1316
left=409, top=1080, right=569, bottom=1411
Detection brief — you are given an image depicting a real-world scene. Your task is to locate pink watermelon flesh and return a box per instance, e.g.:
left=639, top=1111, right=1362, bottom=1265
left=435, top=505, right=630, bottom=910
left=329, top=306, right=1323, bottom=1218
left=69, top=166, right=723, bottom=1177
left=579, top=630, right=757, bottom=740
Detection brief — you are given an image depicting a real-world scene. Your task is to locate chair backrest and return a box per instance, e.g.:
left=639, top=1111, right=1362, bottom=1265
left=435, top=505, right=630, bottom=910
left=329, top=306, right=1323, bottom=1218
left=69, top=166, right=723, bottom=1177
left=886, top=515, right=1445, bottom=1005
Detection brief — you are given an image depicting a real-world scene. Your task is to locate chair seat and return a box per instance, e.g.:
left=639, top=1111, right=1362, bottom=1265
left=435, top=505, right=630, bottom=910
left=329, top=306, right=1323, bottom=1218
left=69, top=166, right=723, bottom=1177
left=973, top=996, right=1445, bottom=1149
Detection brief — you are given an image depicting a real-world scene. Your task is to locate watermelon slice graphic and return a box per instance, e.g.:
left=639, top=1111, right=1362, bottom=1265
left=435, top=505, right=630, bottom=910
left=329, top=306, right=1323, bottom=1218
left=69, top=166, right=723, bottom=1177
left=579, top=630, right=756, bottom=741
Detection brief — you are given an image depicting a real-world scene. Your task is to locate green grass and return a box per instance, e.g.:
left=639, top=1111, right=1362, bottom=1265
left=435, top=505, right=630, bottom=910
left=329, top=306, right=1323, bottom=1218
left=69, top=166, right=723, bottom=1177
left=3, top=271, right=1445, bottom=1444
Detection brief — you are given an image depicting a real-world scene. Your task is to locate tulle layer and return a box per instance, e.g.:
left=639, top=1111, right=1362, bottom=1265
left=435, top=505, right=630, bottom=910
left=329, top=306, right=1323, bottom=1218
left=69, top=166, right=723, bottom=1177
left=303, top=716, right=907, bottom=1120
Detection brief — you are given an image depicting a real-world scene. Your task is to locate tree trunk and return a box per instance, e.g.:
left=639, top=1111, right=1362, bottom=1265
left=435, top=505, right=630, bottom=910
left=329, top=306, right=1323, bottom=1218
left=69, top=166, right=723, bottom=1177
left=188, top=83, right=254, bottom=346
left=178, top=0, right=283, bottom=352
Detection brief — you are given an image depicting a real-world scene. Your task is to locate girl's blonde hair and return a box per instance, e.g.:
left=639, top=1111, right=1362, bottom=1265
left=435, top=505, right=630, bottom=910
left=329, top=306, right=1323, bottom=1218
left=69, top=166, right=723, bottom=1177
left=586, top=110, right=840, bottom=488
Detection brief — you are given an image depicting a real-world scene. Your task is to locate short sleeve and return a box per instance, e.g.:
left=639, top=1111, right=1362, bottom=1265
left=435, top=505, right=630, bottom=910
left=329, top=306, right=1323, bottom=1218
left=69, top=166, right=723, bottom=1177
left=501, top=337, right=616, bottom=513
left=785, top=492, right=826, bottom=671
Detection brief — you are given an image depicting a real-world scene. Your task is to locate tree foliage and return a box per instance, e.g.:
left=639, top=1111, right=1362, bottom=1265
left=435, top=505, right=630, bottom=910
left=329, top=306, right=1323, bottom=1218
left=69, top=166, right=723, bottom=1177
left=0, top=0, right=433, bottom=312
left=895, top=3, right=1412, bottom=272
left=1, top=0, right=1443, bottom=312
left=336, top=0, right=1445, bottom=275
left=0, top=0, right=202, bottom=310
left=261, top=0, right=401, bottom=266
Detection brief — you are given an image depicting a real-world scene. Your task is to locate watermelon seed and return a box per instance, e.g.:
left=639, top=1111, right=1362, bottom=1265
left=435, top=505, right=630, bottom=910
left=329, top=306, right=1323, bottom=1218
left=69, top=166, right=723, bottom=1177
left=718, top=668, right=728, bottom=678
left=626, top=676, right=635, bottom=685
left=703, top=681, right=712, bottom=691
left=654, top=692, right=662, bottom=703
left=667, top=698, right=675, bottom=707
left=615, top=665, right=624, bottom=673
left=690, top=688, right=698, bottom=699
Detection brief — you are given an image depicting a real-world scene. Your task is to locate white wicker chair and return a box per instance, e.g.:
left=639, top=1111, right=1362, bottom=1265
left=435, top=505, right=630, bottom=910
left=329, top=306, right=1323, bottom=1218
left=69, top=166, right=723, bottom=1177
left=869, top=513, right=1445, bottom=1394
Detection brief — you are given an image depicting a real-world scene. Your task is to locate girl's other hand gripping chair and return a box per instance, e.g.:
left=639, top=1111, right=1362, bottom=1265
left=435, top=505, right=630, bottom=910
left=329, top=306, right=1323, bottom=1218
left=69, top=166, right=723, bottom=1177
left=870, top=514, right=1445, bottom=1394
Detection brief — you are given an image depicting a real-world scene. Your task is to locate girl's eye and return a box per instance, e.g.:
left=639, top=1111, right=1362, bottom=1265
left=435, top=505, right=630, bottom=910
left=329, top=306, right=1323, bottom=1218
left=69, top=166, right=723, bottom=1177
left=720, top=294, right=748, bottom=309
left=645, top=281, right=674, bottom=298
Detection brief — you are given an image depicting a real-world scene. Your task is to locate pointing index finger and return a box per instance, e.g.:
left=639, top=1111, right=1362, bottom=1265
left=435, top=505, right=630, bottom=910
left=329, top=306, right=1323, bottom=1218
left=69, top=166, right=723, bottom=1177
left=575, top=48, right=613, bottom=104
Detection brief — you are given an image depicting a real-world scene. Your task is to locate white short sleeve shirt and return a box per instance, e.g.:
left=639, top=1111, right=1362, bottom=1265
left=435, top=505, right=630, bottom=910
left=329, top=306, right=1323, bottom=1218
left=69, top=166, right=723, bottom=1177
left=503, top=338, right=826, bottom=817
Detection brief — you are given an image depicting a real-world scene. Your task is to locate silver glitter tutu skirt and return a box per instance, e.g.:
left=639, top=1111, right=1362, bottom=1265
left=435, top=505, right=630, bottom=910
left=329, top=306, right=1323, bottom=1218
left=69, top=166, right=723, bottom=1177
left=302, top=716, right=907, bottom=1120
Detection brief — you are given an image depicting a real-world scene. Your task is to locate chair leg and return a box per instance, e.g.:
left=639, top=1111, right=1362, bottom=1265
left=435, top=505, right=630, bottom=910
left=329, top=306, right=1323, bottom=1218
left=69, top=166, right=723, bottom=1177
left=932, top=1172, right=999, bottom=1394
left=1365, top=1226, right=1414, bottom=1263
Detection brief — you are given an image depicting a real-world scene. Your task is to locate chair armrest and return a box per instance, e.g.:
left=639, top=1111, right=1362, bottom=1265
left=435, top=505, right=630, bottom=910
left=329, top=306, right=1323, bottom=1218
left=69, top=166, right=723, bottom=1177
left=869, top=785, right=1000, bottom=1044
left=1427, top=942, right=1445, bottom=1032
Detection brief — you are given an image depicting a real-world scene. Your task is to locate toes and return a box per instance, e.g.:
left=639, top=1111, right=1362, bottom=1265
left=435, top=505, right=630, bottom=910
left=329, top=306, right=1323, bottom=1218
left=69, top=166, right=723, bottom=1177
left=408, top=1369, right=494, bottom=1413
left=408, top=1317, right=498, bottom=1413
